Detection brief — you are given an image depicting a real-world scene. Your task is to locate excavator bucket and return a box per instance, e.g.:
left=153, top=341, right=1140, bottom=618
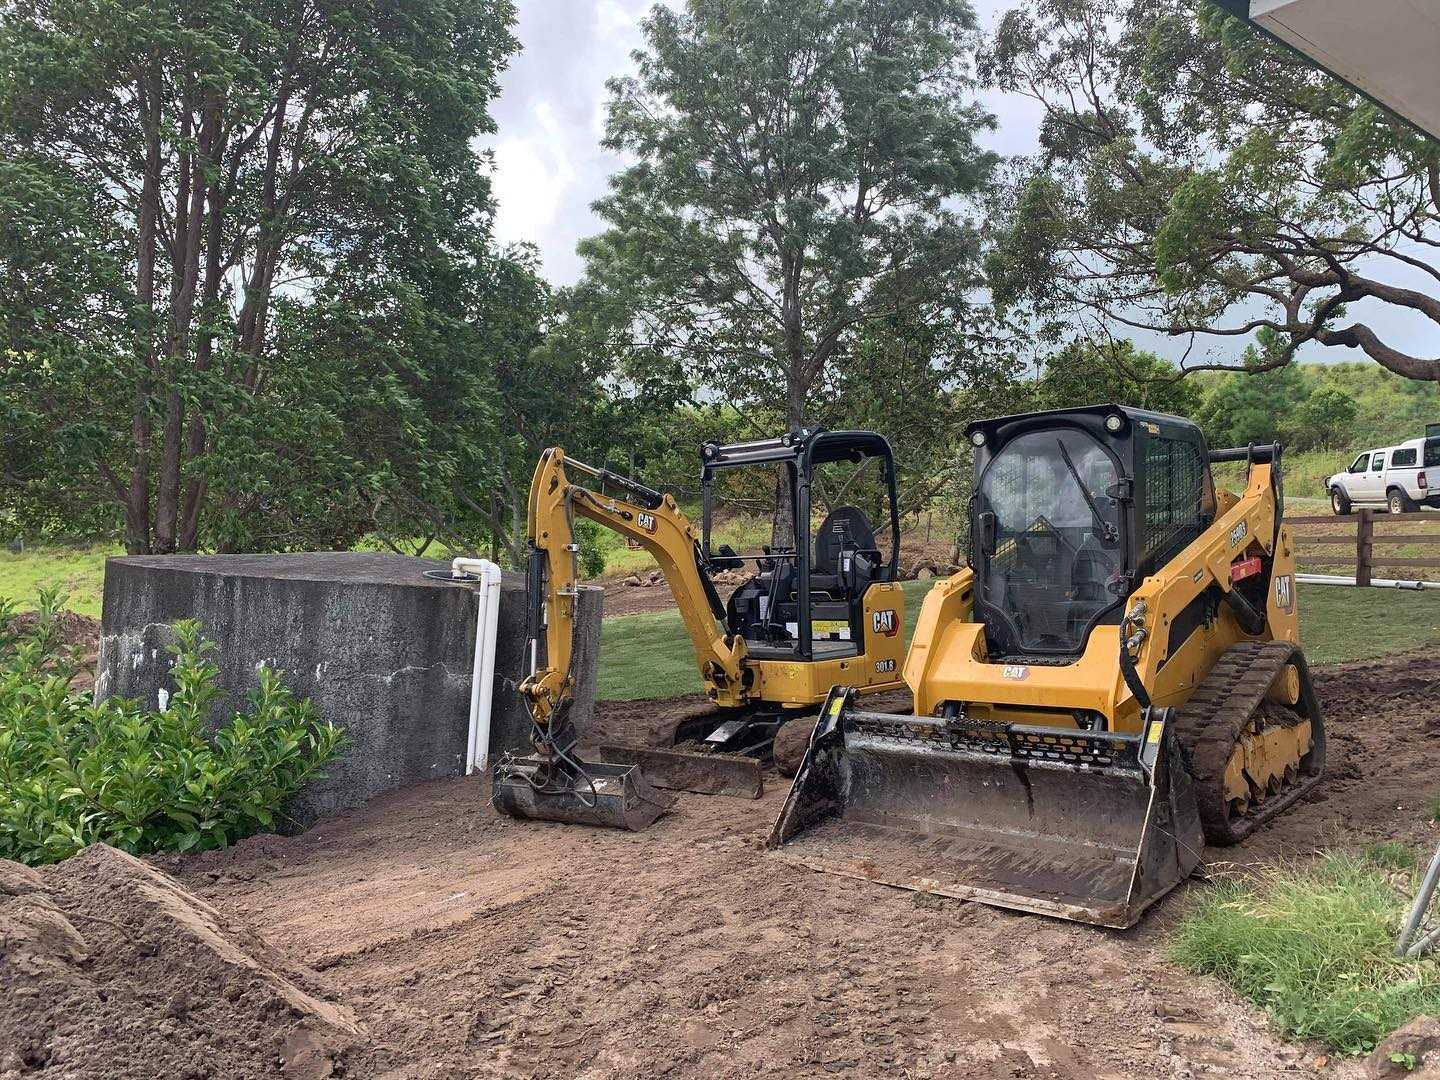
left=493, top=751, right=674, bottom=831
left=768, top=688, right=1205, bottom=928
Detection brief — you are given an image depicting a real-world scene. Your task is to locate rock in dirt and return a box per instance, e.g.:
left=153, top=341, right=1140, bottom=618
left=1368, top=1016, right=1440, bottom=1078
left=773, top=717, right=815, bottom=778
left=0, top=844, right=363, bottom=1079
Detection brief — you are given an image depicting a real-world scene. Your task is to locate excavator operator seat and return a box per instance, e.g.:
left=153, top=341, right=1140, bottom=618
left=812, top=505, right=882, bottom=596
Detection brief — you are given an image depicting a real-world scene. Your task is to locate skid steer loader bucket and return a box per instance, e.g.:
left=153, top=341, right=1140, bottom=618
left=493, top=750, right=674, bottom=831
left=768, top=688, right=1205, bottom=928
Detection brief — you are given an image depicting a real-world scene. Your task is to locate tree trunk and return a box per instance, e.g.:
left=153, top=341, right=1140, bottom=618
left=769, top=357, right=809, bottom=549
left=126, top=62, right=164, bottom=555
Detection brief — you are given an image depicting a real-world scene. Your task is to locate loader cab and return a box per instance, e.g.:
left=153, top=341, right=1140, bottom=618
left=967, top=405, right=1215, bottom=661
left=700, top=430, right=901, bottom=662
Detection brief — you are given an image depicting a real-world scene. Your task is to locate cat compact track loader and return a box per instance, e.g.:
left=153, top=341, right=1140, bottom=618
left=492, top=429, right=908, bottom=830
left=770, top=405, right=1324, bottom=927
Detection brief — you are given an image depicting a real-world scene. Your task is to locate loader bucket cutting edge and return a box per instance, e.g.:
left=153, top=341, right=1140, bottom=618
left=493, top=754, right=675, bottom=831
left=767, top=694, right=1205, bottom=928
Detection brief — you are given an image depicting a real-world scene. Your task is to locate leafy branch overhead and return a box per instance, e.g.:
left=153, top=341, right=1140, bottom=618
left=983, top=0, right=1440, bottom=378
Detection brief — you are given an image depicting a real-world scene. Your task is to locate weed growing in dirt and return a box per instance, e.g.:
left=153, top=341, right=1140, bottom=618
left=0, top=589, right=346, bottom=865
left=1428, top=795, right=1440, bottom=824
left=1170, top=850, right=1440, bottom=1055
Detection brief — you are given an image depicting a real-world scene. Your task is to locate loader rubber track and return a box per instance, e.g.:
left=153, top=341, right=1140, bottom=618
left=1172, top=640, right=1325, bottom=847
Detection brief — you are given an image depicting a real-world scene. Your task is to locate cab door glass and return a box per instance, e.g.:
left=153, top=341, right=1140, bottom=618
left=1349, top=454, right=1368, bottom=474
left=1372, top=453, right=1386, bottom=472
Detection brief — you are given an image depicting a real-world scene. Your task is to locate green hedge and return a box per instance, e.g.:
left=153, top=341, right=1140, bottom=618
left=0, top=590, right=345, bottom=865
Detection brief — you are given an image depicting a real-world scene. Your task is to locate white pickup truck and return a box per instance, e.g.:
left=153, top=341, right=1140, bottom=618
left=1327, top=436, right=1440, bottom=515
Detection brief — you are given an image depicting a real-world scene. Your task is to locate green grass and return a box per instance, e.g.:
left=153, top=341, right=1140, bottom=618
left=0, top=543, right=117, bottom=618
left=1170, top=849, right=1440, bottom=1055
left=1301, top=584, right=1440, bottom=665
left=598, top=578, right=932, bottom=700
left=598, top=579, right=1439, bottom=700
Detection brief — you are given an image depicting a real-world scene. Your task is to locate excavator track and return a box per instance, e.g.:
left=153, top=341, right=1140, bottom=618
left=1172, top=640, right=1326, bottom=846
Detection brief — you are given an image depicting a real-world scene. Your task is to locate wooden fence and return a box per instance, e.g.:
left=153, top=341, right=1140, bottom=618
left=1289, top=508, right=1440, bottom=586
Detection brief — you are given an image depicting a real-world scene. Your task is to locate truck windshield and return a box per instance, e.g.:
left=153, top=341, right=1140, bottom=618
left=976, top=429, right=1123, bottom=655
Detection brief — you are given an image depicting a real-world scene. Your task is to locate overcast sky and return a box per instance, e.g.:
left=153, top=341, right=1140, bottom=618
left=484, top=0, right=1435, bottom=368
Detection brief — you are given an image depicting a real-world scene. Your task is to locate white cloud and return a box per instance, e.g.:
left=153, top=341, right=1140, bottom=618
left=490, top=102, right=575, bottom=253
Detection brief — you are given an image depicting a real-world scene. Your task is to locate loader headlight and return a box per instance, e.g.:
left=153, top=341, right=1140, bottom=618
left=1105, top=413, right=1124, bottom=433
left=970, top=430, right=986, bottom=447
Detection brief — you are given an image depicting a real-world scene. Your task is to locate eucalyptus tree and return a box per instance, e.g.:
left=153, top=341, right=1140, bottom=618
left=984, top=0, right=1440, bottom=378
left=0, top=0, right=526, bottom=552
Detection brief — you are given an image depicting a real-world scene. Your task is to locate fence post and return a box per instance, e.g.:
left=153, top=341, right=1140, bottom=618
left=1356, top=508, right=1373, bottom=587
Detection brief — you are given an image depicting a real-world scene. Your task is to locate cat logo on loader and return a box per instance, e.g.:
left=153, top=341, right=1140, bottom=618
left=770, top=406, right=1324, bottom=929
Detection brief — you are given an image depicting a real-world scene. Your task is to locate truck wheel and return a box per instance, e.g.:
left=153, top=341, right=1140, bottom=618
left=1388, top=488, right=1415, bottom=514
left=1330, top=487, right=1351, bottom=516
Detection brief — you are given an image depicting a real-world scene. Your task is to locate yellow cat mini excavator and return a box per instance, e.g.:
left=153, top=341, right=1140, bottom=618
left=770, top=404, right=1324, bottom=927
left=492, top=430, right=908, bottom=830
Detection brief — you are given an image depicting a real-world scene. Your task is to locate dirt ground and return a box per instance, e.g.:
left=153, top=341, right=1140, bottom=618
left=94, top=648, right=1425, bottom=1080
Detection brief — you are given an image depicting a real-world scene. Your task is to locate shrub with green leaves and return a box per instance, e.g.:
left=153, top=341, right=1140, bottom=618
left=1171, top=850, right=1440, bottom=1055
left=0, top=589, right=346, bottom=865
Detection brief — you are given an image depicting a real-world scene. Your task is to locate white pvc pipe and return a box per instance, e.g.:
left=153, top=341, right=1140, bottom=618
left=452, top=557, right=503, bottom=775
left=1296, top=573, right=1440, bottom=590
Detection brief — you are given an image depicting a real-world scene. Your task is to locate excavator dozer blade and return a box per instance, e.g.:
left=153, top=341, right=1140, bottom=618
left=600, top=745, right=764, bottom=799
left=767, top=689, right=1205, bottom=928
left=493, top=753, right=675, bottom=831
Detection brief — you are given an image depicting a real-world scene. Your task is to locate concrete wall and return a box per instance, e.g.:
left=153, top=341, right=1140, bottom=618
left=95, top=554, right=602, bottom=829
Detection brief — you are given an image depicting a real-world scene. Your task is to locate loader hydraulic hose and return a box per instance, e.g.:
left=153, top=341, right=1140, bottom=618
left=1118, top=609, right=1151, bottom=712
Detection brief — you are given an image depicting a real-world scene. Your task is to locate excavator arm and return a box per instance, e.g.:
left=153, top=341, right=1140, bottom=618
left=518, top=448, right=750, bottom=737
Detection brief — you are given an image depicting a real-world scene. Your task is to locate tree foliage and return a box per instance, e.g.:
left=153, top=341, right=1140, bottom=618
left=984, top=0, right=1440, bottom=379
left=579, top=0, right=1000, bottom=432
left=0, top=0, right=533, bottom=553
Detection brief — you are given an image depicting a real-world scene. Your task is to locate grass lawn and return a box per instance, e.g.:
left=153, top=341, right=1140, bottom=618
left=599, top=579, right=1440, bottom=700
left=1171, top=847, right=1440, bottom=1056
left=0, top=543, right=117, bottom=619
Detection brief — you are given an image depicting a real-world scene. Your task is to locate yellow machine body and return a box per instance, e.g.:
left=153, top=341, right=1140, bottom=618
left=905, top=463, right=1299, bottom=731
left=770, top=407, right=1323, bottom=927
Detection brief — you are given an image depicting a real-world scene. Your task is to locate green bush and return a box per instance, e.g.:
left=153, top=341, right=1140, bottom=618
left=0, top=590, right=346, bottom=865
left=1170, top=850, right=1440, bottom=1055
left=573, top=517, right=608, bottom=578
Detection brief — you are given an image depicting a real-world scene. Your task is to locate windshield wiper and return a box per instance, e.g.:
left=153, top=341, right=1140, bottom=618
left=1056, top=438, right=1118, bottom=546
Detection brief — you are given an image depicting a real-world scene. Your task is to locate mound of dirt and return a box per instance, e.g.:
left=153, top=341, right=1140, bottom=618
left=0, top=845, right=363, bottom=1079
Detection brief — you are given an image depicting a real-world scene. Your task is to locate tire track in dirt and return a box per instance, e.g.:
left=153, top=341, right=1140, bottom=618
left=166, top=647, right=1440, bottom=1078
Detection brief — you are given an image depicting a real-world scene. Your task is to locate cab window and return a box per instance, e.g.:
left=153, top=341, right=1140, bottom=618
left=1349, top=454, right=1368, bottom=474
left=1372, top=453, right=1386, bottom=471
left=1393, top=447, right=1418, bottom=467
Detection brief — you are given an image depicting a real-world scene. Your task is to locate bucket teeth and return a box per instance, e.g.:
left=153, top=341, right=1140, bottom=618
left=768, top=688, right=1204, bottom=928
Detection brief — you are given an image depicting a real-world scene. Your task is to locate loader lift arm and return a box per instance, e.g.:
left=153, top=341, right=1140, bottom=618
left=519, top=448, right=750, bottom=737
left=1120, top=444, right=1287, bottom=711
